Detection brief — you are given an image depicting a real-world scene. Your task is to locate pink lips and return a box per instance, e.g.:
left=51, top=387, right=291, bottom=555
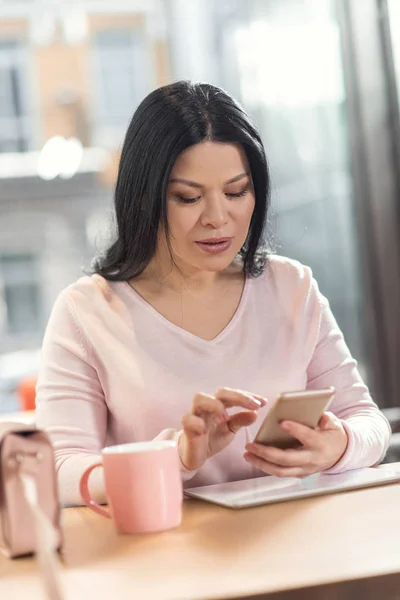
left=195, top=238, right=233, bottom=254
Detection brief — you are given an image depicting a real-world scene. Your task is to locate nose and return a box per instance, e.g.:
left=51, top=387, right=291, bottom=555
left=200, top=193, right=229, bottom=229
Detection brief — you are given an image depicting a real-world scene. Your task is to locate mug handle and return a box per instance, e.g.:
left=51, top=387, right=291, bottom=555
left=79, top=462, right=111, bottom=519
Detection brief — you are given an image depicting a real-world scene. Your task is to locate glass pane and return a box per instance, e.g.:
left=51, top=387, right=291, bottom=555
left=202, top=0, right=368, bottom=379
left=0, top=41, right=29, bottom=152
left=0, top=68, right=15, bottom=118
left=4, top=284, right=40, bottom=334
left=0, top=255, right=41, bottom=334
left=387, top=1, right=400, bottom=98
left=94, top=30, right=148, bottom=127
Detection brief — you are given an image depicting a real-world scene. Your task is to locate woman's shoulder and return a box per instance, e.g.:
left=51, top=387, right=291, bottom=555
left=256, top=254, right=314, bottom=291
left=59, top=274, right=116, bottom=304
left=250, top=255, right=322, bottom=319
left=53, top=274, right=128, bottom=321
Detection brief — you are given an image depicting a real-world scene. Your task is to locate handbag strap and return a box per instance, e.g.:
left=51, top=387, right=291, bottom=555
left=18, top=455, right=64, bottom=600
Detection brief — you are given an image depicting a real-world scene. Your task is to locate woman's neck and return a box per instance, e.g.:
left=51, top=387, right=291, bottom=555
left=140, top=260, right=224, bottom=294
left=136, top=249, right=243, bottom=295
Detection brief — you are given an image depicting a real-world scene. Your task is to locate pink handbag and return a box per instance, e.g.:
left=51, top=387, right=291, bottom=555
left=0, top=422, right=64, bottom=599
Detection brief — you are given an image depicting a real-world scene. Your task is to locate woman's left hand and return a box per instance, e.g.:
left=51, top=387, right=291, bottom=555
left=244, top=412, right=348, bottom=478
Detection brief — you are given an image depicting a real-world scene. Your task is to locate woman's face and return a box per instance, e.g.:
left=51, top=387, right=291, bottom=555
left=164, top=141, right=255, bottom=274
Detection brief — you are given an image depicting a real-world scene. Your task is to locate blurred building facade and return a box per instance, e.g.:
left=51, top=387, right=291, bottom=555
left=0, top=0, right=170, bottom=353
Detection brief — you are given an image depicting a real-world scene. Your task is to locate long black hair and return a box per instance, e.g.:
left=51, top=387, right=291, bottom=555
left=93, top=81, right=271, bottom=280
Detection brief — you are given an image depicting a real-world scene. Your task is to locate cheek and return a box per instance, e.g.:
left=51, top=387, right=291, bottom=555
left=234, top=197, right=255, bottom=227
left=167, top=204, right=199, bottom=241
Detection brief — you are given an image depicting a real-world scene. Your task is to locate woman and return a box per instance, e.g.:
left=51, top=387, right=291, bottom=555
left=36, top=81, right=390, bottom=506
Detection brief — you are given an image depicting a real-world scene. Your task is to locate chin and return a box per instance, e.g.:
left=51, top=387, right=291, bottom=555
left=198, top=254, right=239, bottom=272
left=177, top=244, right=242, bottom=273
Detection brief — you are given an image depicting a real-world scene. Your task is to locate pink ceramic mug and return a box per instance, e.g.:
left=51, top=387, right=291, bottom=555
left=79, top=440, right=183, bottom=534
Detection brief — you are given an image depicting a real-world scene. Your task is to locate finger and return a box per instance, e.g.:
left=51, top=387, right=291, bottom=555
left=245, top=443, right=313, bottom=467
left=243, top=453, right=309, bottom=478
left=215, top=388, right=265, bottom=410
left=227, top=410, right=258, bottom=434
left=280, top=420, right=320, bottom=447
left=178, top=421, right=208, bottom=471
left=181, top=414, right=206, bottom=438
left=192, top=393, right=226, bottom=420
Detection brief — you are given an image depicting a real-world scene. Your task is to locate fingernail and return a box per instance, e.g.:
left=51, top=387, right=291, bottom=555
left=250, top=398, right=262, bottom=408
left=251, top=394, right=266, bottom=406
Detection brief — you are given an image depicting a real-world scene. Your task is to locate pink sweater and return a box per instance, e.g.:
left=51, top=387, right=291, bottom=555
left=35, top=256, right=391, bottom=506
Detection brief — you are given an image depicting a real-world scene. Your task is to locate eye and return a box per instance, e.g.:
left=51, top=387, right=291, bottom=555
left=177, top=195, right=201, bottom=204
left=225, top=188, right=249, bottom=198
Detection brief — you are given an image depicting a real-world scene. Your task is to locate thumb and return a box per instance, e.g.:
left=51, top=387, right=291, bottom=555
left=318, top=411, right=338, bottom=431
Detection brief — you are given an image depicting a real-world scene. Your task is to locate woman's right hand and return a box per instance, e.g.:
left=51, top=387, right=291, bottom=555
left=178, top=388, right=267, bottom=472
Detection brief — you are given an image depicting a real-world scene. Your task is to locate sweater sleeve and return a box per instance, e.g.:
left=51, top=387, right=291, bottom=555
left=35, top=290, right=108, bottom=507
left=306, top=284, right=391, bottom=473
left=36, top=290, right=196, bottom=507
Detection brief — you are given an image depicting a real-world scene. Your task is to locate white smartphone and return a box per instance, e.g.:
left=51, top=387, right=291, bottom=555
left=253, top=387, right=335, bottom=448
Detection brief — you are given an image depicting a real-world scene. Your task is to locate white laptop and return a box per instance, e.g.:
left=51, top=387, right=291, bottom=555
left=184, top=468, right=400, bottom=509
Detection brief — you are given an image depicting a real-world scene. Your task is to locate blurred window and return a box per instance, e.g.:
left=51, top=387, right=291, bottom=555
left=0, top=255, right=41, bottom=335
left=213, top=0, right=368, bottom=379
left=92, top=29, right=148, bottom=146
left=0, top=40, right=30, bottom=153
left=388, top=1, right=400, bottom=102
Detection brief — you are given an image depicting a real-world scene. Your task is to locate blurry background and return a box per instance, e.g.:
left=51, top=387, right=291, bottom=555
left=0, top=0, right=399, bottom=416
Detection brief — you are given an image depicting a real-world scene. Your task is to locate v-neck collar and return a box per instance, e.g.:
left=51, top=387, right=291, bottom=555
left=118, top=276, right=250, bottom=346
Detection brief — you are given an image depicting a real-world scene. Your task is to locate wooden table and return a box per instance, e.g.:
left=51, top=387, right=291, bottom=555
left=1, top=464, right=400, bottom=600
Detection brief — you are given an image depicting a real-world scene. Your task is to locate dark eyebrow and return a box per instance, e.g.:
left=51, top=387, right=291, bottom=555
left=169, top=172, right=249, bottom=189
left=225, top=172, right=249, bottom=184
